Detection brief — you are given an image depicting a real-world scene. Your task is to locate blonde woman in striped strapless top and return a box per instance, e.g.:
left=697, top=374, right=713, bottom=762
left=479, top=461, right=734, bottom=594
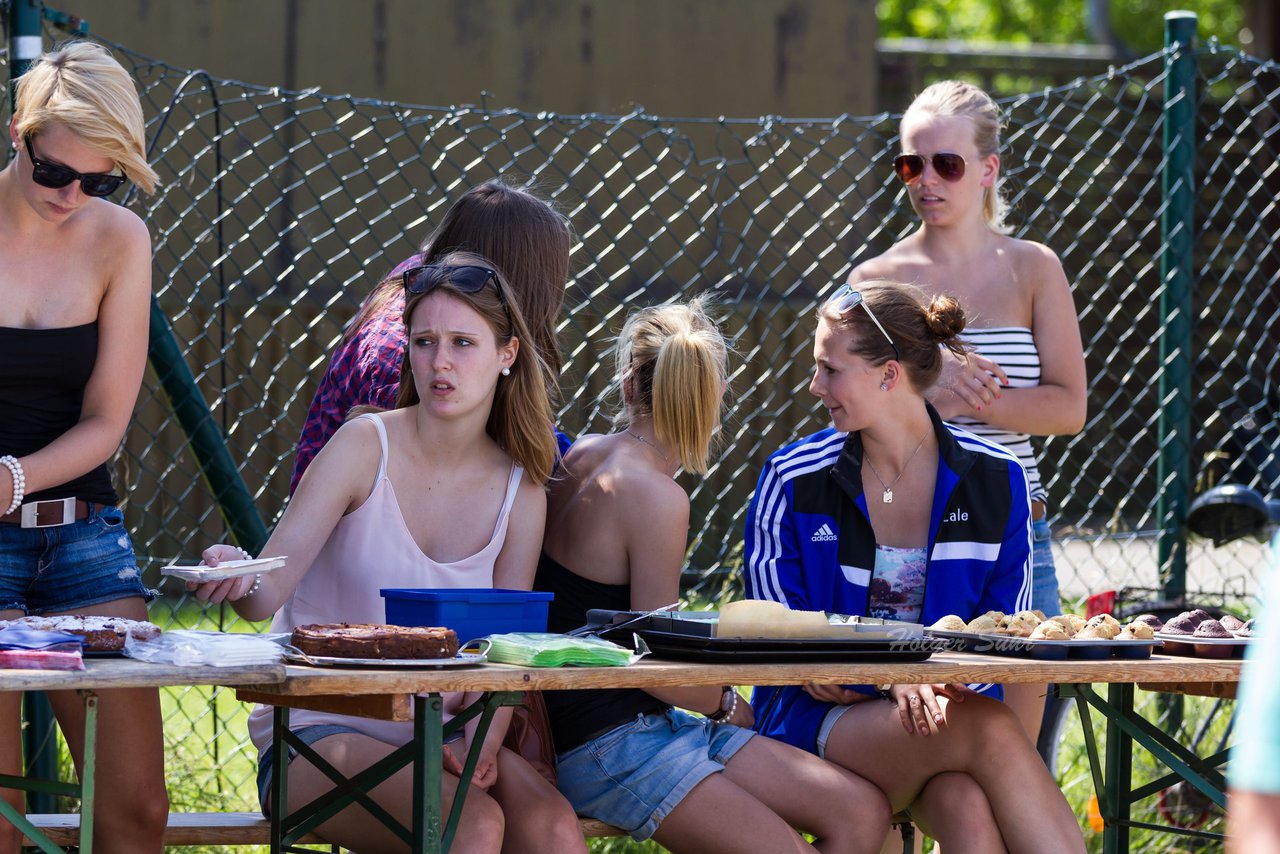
left=849, top=80, right=1087, bottom=755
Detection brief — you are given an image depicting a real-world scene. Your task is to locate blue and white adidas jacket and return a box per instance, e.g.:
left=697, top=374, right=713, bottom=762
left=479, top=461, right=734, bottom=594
left=743, top=404, right=1033, bottom=754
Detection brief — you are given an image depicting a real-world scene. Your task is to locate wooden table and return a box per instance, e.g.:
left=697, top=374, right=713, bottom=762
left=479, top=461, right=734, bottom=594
left=0, top=658, right=286, bottom=854
left=238, top=651, right=1243, bottom=854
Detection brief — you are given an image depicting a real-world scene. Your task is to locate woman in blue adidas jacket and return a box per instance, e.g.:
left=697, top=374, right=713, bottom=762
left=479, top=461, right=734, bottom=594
left=745, top=281, right=1084, bottom=852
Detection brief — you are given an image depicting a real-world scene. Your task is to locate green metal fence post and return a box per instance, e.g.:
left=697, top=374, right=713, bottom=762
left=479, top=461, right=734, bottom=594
left=1156, top=10, right=1198, bottom=603
left=7, top=0, right=41, bottom=102
left=147, top=304, right=270, bottom=554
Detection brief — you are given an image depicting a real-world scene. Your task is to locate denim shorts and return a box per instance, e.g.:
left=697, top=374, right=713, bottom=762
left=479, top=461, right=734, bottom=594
left=256, top=724, right=365, bottom=816
left=554, top=708, right=754, bottom=841
left=0, top=503, right=156, bottom=614
left=1029, top=517, right=1061, bottom=615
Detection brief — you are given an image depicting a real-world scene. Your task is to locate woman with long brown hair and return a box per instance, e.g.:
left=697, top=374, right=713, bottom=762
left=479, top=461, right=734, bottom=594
left=193, top=253, right=583, bottom=854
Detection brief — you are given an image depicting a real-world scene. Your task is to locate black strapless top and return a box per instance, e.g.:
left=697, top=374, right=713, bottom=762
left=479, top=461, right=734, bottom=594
left=0, top=323, right=117, bottom=504
left=534, top=552, right=667, bottom=753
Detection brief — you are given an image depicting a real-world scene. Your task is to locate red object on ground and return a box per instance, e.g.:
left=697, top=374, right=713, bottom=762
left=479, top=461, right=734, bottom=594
left=1085, top=591, right=1117, bottom=619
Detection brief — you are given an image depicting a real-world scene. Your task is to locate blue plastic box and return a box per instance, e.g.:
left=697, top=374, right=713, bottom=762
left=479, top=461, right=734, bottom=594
left=380, top=588, right=554, bottom=642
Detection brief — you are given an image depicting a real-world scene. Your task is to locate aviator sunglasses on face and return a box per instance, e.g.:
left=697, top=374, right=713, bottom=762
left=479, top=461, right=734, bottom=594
left=402, top=263, right=512, bottom=324
left=892, top=151, right=966, bottom=185
left=24, top=137, right=127, bottom=197
left=826, top=284, right=900, bottom=362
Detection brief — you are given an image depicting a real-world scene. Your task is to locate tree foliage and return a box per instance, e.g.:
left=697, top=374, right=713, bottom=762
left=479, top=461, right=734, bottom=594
left=878, top=0, right=1244, bottom=56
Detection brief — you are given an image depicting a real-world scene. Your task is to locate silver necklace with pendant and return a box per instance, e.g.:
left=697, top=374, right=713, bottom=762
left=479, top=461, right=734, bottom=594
left=863, top=430, right=930, bottom=504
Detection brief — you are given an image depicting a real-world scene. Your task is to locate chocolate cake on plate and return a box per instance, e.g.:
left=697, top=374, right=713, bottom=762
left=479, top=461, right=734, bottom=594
left=7, top=615, right=161, bottom=652
left=291, top=623, right=459, bottom=659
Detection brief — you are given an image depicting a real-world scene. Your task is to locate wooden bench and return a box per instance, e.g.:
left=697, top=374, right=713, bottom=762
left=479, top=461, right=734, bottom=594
left=22, top=812, right=624, bottom=848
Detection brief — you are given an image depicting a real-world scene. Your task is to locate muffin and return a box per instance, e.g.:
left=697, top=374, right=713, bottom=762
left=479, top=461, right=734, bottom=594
left=1219, top=614, right=1245, bottom=633
left=1234, top=618, right=1255, bottom=638
left=931, top=615, right=968, bottom=632
left=1184, top=609, right=1213, bottom=627
left=1124, top=620, right=1155, bottom=640
left=1045, top=615, right=1083, bottom=638
left=1162, top=613, right=1198, bottom=635
left=1192, top=619, right=1232, bottom=639
left=1131, top=613, right=1165, bottom=633
left=1081, top=614, right=1121, bottom=639
left=1030, top=621, right=1069, bottom=641
left=1002, top=611, right=1042, bottom=638
left=966, top=614, right=1001, bottom=634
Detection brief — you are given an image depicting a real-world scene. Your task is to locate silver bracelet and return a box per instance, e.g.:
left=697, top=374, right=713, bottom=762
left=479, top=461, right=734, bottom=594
left=1, top=456, right=26, bottom=515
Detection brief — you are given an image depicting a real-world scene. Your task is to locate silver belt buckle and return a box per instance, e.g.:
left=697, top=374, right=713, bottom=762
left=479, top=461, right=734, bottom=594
left=21, top=497, right=77, bottom=529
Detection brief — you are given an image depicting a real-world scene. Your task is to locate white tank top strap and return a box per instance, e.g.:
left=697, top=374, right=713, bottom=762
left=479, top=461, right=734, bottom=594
left=498, top=463, right=524, bottom=520
left=357, top=412, right=391, bottom=482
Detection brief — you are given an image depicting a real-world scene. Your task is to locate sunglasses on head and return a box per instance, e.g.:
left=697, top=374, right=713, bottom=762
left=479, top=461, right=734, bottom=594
left=892, top=151, right=966, bottom=185
left=825, top=284, right=900, bottom=362
left=24, top=137, right=127, bottom=197
left=402, top=263, right=511, bottom=322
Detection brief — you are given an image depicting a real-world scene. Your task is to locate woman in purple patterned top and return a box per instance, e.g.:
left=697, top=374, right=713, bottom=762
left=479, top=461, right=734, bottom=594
left=291, top=181, right=572, bottom=493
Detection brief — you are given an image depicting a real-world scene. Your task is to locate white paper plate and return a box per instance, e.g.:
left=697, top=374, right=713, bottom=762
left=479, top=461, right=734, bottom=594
left=282, top=649, right=488, bottom=668
left=160, top=557, right=287, bottom=582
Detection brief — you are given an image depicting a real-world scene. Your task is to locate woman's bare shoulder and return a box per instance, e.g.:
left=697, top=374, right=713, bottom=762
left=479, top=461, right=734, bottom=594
left=849, top=240, right=926, bottom=282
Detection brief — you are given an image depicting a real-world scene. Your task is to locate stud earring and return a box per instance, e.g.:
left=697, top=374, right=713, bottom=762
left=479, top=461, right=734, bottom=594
left=880, top=383, right=888, bottom=391
left=501, top=367, right=511, bottom=377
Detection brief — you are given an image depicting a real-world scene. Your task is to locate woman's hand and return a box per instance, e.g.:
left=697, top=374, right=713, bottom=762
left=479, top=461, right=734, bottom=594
left=931, top=351, right=1008, bottom=419
left=802, top=682, right=878, bottom=706
left=726, top=691, right=755, bottom=728
left=185, top=543, right=257, bottom=604
left=889, top=683, right=959, bottom=735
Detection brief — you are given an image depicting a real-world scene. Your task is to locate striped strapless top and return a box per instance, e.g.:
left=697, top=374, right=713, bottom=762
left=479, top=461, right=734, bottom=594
left=951, top=326, right=1046, bottom=502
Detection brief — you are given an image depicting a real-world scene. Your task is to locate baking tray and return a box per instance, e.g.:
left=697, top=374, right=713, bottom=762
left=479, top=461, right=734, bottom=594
left=1153, top=631, right=1250, bottom=660
left=283, top=650, right=488, bottom=668
left=927, top=629, right=1161, bottom=660
left=590, top=613, right=938, bottom=663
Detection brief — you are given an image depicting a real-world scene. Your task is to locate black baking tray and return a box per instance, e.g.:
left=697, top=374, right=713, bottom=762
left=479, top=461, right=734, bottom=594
left=584, top=611, right=940, bottom=663
left=927, top=629, right=1161, bottom=660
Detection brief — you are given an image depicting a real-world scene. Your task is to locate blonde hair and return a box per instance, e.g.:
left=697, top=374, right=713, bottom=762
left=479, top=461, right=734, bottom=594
left=615, top=296, right=728, bottom=475
left=904, top=80, right=1009, bottom=234
left=386, top=251, right=558, bottom=484
left=12, top=41, right=159, bottom=195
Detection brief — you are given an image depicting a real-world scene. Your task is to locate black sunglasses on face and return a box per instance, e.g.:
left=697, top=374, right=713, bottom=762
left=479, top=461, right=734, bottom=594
left=402, top=263, right=512, bottom=324
left=24, top=137, right=127, bottom=197
left=892, top=151, right=966, bottom=185
left=825, top=284, right=901, bottom=362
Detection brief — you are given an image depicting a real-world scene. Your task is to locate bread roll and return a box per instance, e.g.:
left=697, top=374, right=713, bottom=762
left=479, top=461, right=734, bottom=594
left=931, top=615, right=968, bottom=632
left=716, top=600, right=836, bottom=638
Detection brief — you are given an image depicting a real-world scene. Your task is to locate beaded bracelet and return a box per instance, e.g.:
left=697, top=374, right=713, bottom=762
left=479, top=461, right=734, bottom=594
left=0, top=456, right=26, bottom=516
left=244, top=574, right=263, bottom=598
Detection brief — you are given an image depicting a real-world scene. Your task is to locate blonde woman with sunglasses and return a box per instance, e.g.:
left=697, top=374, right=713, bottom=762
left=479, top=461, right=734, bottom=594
left=849, top=80, right=1087, bottom=747
left=191, top=254, right=584, bottom=854
left=0, top=41, right=163, bottom=854
left=745, top=281, right=1085, bottom=853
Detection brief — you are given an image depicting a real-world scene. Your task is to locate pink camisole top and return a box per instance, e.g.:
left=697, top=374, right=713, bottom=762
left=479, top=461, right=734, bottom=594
left=248, top=412, right=525, bottom=752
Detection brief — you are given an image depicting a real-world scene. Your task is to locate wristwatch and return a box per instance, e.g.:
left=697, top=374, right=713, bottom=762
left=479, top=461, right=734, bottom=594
left=708, top=686, right=738, bottom=723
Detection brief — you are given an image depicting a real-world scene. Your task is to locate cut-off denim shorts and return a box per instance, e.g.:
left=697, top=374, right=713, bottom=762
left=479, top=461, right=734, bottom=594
left=0, top=503, right=156, bottom=614
left=1029, top=517, right=1061, bottom=615
left=554, top=707, right=754, bottom=841
left=256, top=724, right=365, bottom=816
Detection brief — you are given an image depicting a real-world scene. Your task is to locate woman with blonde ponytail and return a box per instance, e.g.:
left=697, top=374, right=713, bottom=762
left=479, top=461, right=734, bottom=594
left=535, top=298, right=891, bottom=853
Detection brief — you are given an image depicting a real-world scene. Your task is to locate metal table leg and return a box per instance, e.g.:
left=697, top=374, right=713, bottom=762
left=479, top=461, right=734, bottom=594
left=271, top=690, right=522, bottom=853
left=0, top=689, right=98, bottom=854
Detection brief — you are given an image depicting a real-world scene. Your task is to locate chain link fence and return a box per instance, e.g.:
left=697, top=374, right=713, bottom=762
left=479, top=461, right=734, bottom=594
left=4, top=19, right=1278, bottom=849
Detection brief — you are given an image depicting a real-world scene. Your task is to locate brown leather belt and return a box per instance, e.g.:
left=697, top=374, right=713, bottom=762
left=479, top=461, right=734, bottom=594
left=0, top=498, right=91, bottom=528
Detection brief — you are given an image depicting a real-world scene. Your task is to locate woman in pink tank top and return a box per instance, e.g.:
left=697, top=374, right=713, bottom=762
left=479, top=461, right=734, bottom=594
left=189, top=253, right=582, bottom=854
